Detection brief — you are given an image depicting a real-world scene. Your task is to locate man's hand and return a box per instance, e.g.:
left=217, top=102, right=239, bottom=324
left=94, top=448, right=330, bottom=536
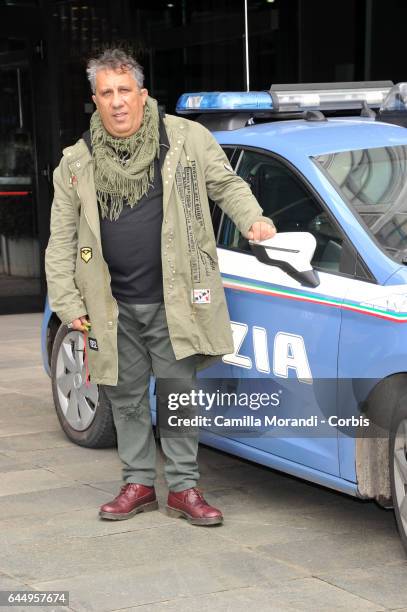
left=68, top=315, right=92, bottom=332
left=247, top=221, right=277, bottom=242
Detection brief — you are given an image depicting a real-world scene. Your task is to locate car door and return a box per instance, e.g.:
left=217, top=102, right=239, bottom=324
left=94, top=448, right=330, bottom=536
left=206, top=148, right=360, bottom=476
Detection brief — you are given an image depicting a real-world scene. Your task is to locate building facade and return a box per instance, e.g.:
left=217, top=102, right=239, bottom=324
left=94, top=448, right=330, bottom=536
left=0, top=0, right=405, bottom=314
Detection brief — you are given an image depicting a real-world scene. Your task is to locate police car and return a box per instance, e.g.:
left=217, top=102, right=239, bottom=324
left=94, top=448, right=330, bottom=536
left=42, top=81, right=407, bottom=552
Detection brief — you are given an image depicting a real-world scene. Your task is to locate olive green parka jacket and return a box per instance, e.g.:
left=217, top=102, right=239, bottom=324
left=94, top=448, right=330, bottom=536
left=45, top=114, right=273, bottom=385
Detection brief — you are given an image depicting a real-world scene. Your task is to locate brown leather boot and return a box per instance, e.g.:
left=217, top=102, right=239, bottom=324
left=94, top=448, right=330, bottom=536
left=99, top=483, right=158, bottom=520
left=166, top=487, right=223, bottom=526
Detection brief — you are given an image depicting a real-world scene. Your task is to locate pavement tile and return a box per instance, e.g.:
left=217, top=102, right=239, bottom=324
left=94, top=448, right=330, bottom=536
left=0, top=430, right=72, bottom=452
left=0, top=446, right=122, bottom=486
left=0, top=415, right=60, bottom=437
left=0, top=444, right=118, bottom=467
left=199, top=468, right=392, bottom=527
left=0, top=484, right=109, bottom=519
left=32, top=548, right=305, bottom=611
left=1, top=521, right=307, bottom=584
left=0, top=332, right=41, bottom=346
left=113, top=577, right=384, bottom=611
left=195, top=479, right=347, bottom=520
left=0, top=365, right=48, bottom=383
left=0, top=375, right=52, bottom=399
left=0, top=494, right=350, bottom=548
left=0, top=506, right=174, bottom=547
left=255, top=529, right=405, bottom=573
left=208, top=485, right=395, bottom=537
left=264, top=576, right=384, bottom=611
left=0, top=393, right=55, bottom=419
left=0, top=331, right=39, bottom=342
left=85, top=480, right=123, bottom=496
left=212, top=503, right=397, bottom=547
left=47, top=459, right=123, bottom=484
left=0, top=343, right=42, bottom=357
left=0, top=570, right=30, bottom=591
left=0, top=453, right=37, bottom=474
left=316, top=562, right=407, bottom=609
left=0, top=468, right=76, bottom=497
left=0, top=316, right=41, bottom=343
left=209, top=517, right=337, bottom=548
left=111, top=594, right=288, bottom=612
left=0, top=329, right=40, bottom=343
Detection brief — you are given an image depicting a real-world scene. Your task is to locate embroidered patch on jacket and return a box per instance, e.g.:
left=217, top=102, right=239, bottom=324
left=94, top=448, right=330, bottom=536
left=88, top=337, right=99, bottom=351
left=80, top=247, right=92, bottom=263
left=192, top=289, right=211, bottom=304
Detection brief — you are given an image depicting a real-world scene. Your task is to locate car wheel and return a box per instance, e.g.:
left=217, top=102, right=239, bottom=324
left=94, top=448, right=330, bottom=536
left=50, top=324, right=116, bottom=448
left=390, top=405, right=407, bottom=553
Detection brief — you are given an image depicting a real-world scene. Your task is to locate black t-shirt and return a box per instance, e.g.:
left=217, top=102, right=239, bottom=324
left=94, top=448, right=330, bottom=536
left=82, top=118, right=169, bottom=304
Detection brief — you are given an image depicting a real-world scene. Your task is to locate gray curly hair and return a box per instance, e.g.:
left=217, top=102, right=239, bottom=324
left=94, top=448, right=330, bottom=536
left=86, top=48, right=144, bottom=94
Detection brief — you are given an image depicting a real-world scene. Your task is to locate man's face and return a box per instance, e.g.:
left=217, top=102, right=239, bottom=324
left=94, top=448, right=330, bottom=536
left=92, top=68, right=148, bottom=138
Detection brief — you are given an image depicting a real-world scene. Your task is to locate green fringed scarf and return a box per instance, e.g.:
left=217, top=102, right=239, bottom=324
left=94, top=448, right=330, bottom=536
left=90, top=95, right=160, bottom=221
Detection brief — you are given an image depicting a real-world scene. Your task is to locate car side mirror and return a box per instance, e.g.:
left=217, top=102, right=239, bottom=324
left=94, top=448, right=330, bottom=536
left=249, top=231, right=320, bottom=287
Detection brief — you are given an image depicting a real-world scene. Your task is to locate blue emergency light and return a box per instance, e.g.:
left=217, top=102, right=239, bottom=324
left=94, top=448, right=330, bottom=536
left=176, top=82, right=394, bottom=116
left=176, top=91, right=273, bottom=113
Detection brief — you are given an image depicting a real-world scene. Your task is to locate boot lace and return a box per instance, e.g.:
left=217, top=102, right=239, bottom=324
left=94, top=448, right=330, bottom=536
left=120, top=483, right=139, bottom=494
left=189, top=487, right=206, bottom=503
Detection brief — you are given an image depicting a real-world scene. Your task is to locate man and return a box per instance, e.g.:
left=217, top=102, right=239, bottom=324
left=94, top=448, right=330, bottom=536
left=45, top=48, right=276, bottom=526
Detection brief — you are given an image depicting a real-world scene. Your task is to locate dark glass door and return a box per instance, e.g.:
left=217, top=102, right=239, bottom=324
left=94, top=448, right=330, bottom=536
left=0, top=62, right=41, bottom=312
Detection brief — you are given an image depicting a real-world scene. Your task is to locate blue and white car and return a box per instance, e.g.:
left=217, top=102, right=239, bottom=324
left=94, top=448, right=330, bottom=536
left=42, top=82, right=407, bottom=551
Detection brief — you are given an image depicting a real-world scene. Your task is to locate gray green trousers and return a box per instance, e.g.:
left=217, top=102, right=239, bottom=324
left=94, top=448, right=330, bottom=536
left=101, top=301, right=199, bottom=492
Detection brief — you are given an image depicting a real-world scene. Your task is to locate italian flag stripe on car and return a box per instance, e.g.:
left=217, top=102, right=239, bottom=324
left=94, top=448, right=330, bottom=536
left=222, top=274, right=407, bottom=323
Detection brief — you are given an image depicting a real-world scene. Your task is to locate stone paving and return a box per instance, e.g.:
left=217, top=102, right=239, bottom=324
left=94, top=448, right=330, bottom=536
left=0, top=313, right=406, bottom=611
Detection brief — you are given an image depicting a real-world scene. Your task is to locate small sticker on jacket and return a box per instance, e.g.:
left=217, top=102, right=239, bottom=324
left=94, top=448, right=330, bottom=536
left=192, top=289, right=211, bottom=304
left=80, top=247, right=92, bottom=263
left=88, top=337, right=99, bottom=351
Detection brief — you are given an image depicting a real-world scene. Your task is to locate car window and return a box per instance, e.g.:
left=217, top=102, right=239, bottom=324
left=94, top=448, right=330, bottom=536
left=217, top=149, right=346, bottom=274
left=313, top=145, right=407, bottom=263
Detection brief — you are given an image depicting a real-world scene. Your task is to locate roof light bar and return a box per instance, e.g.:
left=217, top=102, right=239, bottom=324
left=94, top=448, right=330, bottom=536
left=270, top=81, right=393, bottom=112
left=176, top=82, right=395, bottom=118
left=176, top=91, right=273, bottom=114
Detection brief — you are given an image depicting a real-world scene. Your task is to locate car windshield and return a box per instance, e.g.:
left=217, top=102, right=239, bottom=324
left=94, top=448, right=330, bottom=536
left=313, top=145, right=407, bottom=261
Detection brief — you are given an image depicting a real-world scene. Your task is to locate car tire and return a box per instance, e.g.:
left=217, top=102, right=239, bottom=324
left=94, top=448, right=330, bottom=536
left=389, top=401, right=407, bottom=553
left=51, top=324, right=116, bottom=448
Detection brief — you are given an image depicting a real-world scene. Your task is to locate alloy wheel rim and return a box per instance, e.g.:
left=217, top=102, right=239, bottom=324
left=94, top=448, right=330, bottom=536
left=55, top=331, right=98, bottom=431
left=393, top=418, right=407, bottom=533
